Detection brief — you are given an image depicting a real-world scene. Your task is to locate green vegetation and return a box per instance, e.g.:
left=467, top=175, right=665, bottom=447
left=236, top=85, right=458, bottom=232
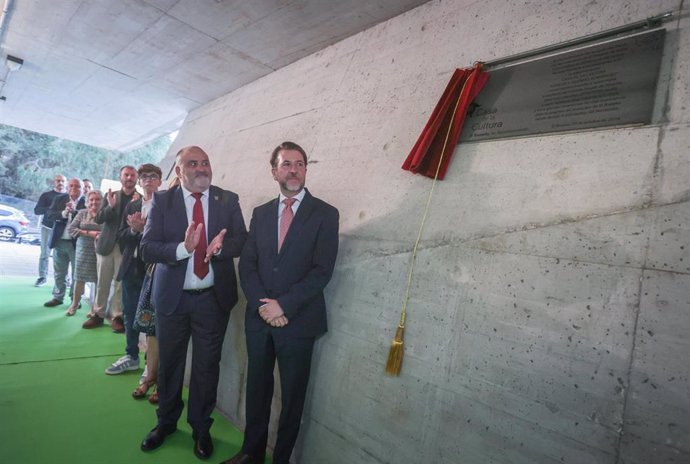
left=0, top=124, right=172, bottom=201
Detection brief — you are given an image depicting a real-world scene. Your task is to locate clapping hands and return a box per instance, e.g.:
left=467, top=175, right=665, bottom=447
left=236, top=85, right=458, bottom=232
left=127, top=211, right=146, bottom=233
left=184, top=223, right=227, bottom=262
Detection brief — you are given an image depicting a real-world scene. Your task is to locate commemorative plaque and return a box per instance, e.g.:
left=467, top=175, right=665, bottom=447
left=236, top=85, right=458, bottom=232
left=460, top=28, right=665, bottom=142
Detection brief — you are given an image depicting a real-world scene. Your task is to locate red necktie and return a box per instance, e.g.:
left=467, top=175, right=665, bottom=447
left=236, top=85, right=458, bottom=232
left=278, top=198, right=296, bottom=251
left=192, top=192, right=208, bottom=279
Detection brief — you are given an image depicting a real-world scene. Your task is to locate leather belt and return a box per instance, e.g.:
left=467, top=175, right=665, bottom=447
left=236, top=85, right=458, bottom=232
left=182, top=287, right=213, bottom=295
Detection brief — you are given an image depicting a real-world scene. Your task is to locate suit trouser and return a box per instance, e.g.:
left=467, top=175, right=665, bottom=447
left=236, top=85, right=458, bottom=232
left=243, top=329, right=315, bottom=464
left=38, top=225, right=52, bottom=279
left=94, top=247, right=122, bottom=319
left=51, top=239, right=75, bottom=301
left=155, top=290, right=229, bottom=434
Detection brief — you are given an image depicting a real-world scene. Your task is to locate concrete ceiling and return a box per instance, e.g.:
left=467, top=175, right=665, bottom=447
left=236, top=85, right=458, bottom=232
left=0, top=0, right=427, bottom=151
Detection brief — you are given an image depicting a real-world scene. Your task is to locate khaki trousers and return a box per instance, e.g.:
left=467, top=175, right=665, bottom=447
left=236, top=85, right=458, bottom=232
left=94, top=247, right=122, bottom=319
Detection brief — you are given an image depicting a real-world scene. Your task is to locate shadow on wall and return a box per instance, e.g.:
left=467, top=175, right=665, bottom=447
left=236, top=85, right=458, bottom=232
left=288, top=155, right=690, bottom=462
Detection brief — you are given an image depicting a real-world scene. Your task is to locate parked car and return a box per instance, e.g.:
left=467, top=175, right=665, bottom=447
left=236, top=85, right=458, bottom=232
left=0, top=204, right=29, bottom=241
left=17, top=229, right=41, bottom=245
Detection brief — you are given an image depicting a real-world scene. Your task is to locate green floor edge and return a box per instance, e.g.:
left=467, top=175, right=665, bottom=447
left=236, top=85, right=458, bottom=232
left=0, top=276, right=247, bottom=464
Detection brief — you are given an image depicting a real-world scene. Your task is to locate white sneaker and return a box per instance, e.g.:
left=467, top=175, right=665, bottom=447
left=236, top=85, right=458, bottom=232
left=105, top=355, right=140, bottom=375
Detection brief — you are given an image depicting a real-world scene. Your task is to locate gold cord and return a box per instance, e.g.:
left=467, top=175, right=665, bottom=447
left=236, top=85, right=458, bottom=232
left=398, top=72, right=473, bottom=328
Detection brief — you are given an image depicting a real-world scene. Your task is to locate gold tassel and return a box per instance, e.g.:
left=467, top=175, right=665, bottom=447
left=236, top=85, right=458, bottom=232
left=385, top=65, right=481, bottom=377
left=385, top=324, right=405, bottom=376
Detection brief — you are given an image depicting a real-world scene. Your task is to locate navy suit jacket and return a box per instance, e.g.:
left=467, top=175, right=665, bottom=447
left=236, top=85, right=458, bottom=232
left=46, top=194, right=86, bottom=249
left=141, top=185, right=247, bottom=316
left=239, top=189, right=339, bottom=338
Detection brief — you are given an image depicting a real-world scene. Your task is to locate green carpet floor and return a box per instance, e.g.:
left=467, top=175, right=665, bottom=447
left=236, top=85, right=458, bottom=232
left=0, top=276, right=246, bottom=463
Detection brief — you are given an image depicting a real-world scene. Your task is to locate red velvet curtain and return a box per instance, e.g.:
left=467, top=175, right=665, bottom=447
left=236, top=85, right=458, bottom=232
left=402, top=64, right=489, bottom=179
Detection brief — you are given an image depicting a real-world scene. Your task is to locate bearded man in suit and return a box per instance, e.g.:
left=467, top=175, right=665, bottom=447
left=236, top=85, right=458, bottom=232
left=139, top=146, right=247, bottom=460
left=221, top=141, right=339, bottom=464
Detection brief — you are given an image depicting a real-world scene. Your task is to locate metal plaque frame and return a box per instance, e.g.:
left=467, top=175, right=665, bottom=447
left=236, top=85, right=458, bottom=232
left=460, top=28, right=666, bottom=142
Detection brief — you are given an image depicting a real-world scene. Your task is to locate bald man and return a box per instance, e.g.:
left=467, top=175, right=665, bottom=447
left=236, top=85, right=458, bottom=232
left=139, top=146, right=247, bottom=460
left=43, top=178, right=85, bottom=307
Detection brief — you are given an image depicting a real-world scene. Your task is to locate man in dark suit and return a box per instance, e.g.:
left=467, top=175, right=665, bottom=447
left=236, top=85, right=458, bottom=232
left=221, top=141, right=339, bottom=464
left=43, top=178, right=85, bottom=307
left=139, top=146, right=247, bottom=460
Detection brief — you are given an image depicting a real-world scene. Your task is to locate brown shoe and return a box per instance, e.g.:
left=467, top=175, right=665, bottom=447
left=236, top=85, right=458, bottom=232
left=82, top=315, right=104, bottom=329
left=44, top=298, right=63, bottom=307
left=133, top=380, right=155, bottom=400
left=111, top=315, right=125, bottom=333
left=148, top=386, right=159, bottom=404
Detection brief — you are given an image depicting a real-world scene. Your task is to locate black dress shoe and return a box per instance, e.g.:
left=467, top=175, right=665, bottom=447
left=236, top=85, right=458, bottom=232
left=141, top=425, right=176, bottom=452
left=194, top=433, right=214, bottom=460
left=219, top=452, right=259, bottom=464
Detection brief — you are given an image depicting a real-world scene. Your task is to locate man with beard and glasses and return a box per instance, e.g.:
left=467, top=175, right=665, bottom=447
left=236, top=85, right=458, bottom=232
left=83, top=165, right=139, bottom=333
left=221, top=141, right=339, bottom=464
left=139, top=146, right=247, bottom=460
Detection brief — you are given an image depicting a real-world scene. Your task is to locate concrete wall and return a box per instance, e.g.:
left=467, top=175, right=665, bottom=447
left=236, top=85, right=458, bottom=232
left=163, top=0, right=690, bottom=462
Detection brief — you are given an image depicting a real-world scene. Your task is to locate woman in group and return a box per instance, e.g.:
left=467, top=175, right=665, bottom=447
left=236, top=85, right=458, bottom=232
left=65, top=190, right=103, bottom=316
left=131, top=265, right=159, bottom=403
left=131, top=171, right=173, bottom=403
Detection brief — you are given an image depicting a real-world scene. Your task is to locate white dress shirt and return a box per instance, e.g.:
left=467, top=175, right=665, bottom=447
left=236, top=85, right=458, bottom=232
left=61, top=196, right=83, bottom=239
left=175, top=186, right=214, bottom=290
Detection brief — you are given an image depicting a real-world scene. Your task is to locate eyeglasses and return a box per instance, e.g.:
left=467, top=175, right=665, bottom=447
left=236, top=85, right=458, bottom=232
left=140, top=174, right=160, bottom=181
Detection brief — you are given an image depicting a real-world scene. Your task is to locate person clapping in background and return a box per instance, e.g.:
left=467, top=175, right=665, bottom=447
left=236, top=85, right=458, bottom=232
left=43, top=178, right=85, bottom=308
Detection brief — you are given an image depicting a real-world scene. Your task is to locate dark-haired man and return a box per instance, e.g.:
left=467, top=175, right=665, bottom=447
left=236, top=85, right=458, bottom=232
left=83, top=166, right=138, bottom=332
left=222, top=141, right=339, bottom=464
left=33, top=174, right=66, bottom=287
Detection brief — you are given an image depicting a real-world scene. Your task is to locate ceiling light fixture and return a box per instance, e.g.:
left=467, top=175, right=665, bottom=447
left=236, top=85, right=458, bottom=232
left=6, top=55, right=23, bottom=72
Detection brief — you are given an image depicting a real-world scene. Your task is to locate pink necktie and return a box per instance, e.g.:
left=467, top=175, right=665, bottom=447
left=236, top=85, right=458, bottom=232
left=192, top=192, right=208, bottom=279
left=278, top=198, right=296, bottom=251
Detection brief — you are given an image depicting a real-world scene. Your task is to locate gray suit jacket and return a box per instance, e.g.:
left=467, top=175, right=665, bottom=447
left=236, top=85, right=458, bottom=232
left=95, top=190, right=135, bottom=256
